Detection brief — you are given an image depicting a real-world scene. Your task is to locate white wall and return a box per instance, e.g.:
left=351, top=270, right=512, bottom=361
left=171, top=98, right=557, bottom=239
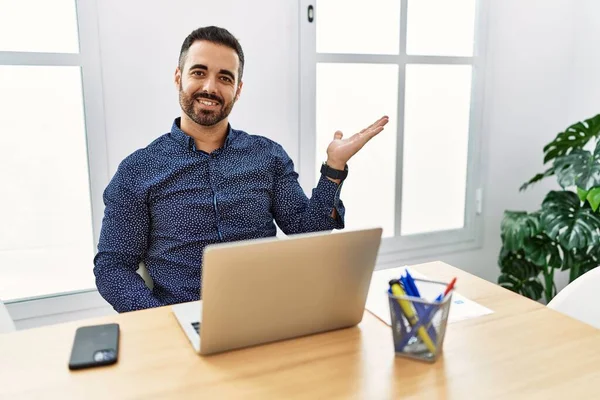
left=568, top=0, right=600, bottom=123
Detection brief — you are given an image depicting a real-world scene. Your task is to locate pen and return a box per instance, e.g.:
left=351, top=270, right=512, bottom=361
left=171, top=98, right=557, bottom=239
left=402, top=272, right=437, bottom=342
left=405, top=271, right=421, bottom=297
left=389, top=279, right=436, bottom=353
left=435, top=277, right=457, bottom=302
left=388, top=288, right=408, bottom=337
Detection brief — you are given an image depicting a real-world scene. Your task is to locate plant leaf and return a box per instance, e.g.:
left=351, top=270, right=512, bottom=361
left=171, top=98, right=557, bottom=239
left=543, top=114, right=600, bottom=164
left=554, top=142, right=600, bottom=190
left=498, top=248, right=544, bottom=301
left=520, top=167, right=555, bottom=192
left=541, top=191, right=600, bottom=250
left=523, top=235, right=562, bottom=268
left=577, top=187, right=589, bottom=202
left=563, top=248, right=600, bottom=281
left=500, top=211, right=541, bottom=252
left=587, top=187, right=600, bottom=211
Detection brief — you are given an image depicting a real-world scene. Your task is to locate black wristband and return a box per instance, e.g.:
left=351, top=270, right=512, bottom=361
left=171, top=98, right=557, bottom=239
left=320, top=162, right=348, bottom=181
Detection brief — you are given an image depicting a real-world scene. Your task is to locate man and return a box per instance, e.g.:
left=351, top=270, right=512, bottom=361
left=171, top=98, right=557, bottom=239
left=94, top=26, right=388, bottom=313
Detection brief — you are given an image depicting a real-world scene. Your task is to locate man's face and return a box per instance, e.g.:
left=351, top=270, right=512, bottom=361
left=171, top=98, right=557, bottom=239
left=175, top=40, right=242, bottom=127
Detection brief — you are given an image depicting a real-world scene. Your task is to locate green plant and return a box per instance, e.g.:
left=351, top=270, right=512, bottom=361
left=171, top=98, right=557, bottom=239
left=498, top=114, right=600, bottom=303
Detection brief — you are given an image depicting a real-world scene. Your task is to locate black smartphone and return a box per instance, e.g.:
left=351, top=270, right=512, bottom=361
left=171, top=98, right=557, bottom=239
left=68, top=323, right=120, bottom=370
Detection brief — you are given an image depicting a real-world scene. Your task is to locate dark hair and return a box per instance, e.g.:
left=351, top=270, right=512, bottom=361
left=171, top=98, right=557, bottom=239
left=178, top=26, right=245, bottom=82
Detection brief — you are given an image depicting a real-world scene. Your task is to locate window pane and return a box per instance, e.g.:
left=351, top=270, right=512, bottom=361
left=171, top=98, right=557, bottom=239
left=0, top=0, right=79, bottom=53
left=401, top=64, right=472, bottom=235
left=0, top=66, right=94, bottom=300
left=406, top=0, right=476, bottom=57
left=316, top=0, right=400, bottom=55
left=316, top=63, right=398, bottom=238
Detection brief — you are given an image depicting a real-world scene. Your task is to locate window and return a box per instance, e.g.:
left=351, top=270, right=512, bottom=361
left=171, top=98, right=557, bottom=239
left=300, top=0, right=487, bottom=261
left=0, top=0, right=107, bottom=300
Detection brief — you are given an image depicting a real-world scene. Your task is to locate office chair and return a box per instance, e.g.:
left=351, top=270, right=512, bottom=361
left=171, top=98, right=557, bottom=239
left=0, top=298, right=16, bottom=334
left=547, top=267, right=600, bottom=329
left=137, top=261, right=154, bottom=290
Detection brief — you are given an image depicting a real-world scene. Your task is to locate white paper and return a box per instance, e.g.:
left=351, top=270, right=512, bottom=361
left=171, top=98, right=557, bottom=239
left=365, top=266, right=493, bottom=326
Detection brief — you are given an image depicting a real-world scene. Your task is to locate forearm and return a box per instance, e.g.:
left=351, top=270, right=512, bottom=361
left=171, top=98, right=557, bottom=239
left=276, top=175, right=345, bottom=235
left=96, top=166, right=158, bottom=312
left=94, top=252, right=163, bottom=313
left=271, top=143, right=345, bottom=235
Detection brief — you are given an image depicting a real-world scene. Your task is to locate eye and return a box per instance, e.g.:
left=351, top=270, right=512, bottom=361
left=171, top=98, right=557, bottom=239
left=220, top=76, right=233, bottom=83
left=191, top=70, right=205, bottom=77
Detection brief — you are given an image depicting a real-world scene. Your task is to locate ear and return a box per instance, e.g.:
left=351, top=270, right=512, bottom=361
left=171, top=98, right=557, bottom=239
left=234, top=81, right=244, bottom=102
left=174, top=67, right=182, bottom=88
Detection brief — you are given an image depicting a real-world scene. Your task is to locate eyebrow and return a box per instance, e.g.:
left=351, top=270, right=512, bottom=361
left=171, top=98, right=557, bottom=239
left=188, top=64, right=236, bottom=81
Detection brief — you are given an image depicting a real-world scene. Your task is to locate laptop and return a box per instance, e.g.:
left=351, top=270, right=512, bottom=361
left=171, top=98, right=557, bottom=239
left=172, top=227, right=382, bottom=355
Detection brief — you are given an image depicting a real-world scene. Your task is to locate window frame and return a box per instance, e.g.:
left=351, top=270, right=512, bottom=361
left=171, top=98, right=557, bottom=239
left=0, top=0, right=108, bottom=303
left=299, top=0, right=490, bottom=263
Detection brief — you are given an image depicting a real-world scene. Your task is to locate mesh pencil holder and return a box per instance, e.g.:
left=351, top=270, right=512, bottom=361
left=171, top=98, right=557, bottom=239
left=388, top=278, right=453, bottom=363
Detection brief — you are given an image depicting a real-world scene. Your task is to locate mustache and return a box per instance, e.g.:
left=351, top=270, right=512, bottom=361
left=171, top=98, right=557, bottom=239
left=194, top=92, right=223, bottom=104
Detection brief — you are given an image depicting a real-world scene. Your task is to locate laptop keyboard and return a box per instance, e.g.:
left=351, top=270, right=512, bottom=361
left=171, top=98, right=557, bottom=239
left=191, top=321, right=201, bottom=334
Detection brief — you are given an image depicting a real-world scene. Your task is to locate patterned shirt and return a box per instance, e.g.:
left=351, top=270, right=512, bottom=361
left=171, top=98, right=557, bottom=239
left=94, top=118, right=345, bottom=312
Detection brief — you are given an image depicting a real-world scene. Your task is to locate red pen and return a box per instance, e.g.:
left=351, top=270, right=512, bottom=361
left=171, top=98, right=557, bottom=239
left=435, top=277, right=457, bottom=302
left=442, top=277, right=457, bottom=297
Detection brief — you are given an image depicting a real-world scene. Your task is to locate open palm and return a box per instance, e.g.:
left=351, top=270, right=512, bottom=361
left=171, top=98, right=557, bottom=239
left=326, top=116, right=389, bottom=169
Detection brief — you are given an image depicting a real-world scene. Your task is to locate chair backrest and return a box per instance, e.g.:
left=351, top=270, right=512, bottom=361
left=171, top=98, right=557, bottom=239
left=547, top=267, right=600, bottom=329
left=137, top=262, right=154, bottom=290
left=0, top=299, right=16, bottom=334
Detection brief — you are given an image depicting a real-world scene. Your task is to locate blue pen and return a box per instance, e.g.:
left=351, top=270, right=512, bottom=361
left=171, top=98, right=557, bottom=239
left=402, top=272, right=437, bottom=343
left=400, top=276, right=427, bottom=320
left=405, top=271, right=421, bottom=297
left=404, top=272, right=426, bottom=318
left=399, top=276, right=413, bottom=295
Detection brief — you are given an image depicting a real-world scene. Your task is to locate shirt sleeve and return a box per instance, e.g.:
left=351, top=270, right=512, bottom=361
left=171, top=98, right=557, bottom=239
left=93, top=163, right=164, bottom=313
left=271, top=143, right=345, bottom=235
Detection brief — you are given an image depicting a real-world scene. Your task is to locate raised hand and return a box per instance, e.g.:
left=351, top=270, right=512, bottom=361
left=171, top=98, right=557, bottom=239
left=325, top=116, right=389, bottom=170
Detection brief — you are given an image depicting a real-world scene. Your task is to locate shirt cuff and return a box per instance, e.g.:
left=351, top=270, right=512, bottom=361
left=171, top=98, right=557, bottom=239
left=314, top=175, right=346, bottom=229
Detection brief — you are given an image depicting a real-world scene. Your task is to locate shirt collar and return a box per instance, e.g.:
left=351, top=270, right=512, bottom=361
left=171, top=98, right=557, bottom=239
left=169, top=117, right=236, bottom=151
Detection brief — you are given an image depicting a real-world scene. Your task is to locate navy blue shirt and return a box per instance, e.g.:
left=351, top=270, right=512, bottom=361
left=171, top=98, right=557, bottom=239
left=94, top=118, right=345, bottom=313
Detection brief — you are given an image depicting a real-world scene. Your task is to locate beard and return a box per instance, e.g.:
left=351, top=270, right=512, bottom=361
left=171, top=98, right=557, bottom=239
left=179, top=85, right=236, bottom=127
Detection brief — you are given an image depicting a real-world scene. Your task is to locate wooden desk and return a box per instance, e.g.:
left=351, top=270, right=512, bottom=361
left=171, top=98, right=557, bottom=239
left=2, top=261, right=600, bottom=399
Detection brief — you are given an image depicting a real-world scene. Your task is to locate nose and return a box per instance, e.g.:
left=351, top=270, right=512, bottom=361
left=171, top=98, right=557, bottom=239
left=201, top=76, right=217, bottom=94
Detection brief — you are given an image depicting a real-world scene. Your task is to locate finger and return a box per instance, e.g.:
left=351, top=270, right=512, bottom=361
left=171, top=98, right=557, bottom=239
left=359, top=115, right=389, bottom=135
left=362, top=125, right=385, bottom=141
left=363, top=119, right=379, bottom=132
left=360, top=118, right=387, bottom=138
left=373, top=116, right=389, bottom=128
left=350, top=116, right=389, bottom=146
left=349, top=125, right=384, bottom=147
left=333, top=130, right=343, bottom=140
left=368, top=116, right=389, bottom=132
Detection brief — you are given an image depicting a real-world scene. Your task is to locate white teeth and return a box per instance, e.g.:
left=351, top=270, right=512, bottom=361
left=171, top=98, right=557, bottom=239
left=199, top=100, right=218, bottom=106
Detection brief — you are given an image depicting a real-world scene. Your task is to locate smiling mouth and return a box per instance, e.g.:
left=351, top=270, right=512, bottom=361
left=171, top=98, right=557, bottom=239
left=196, top=99, right=220, bottom=107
